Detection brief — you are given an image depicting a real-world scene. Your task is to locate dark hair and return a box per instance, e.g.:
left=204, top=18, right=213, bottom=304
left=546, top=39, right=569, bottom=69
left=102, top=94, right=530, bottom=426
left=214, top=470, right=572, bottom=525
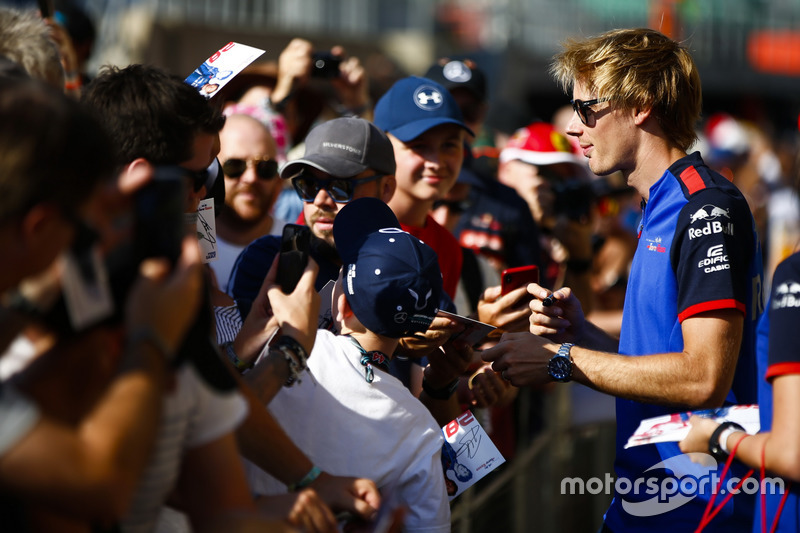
left=0, top=76, right=114, bottom=223
left=81, top=64, right=226, bottom=166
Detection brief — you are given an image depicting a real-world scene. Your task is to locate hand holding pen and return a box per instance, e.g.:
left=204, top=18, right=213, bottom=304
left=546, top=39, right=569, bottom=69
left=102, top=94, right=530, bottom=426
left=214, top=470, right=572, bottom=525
left=526, top=283, right=586, bottom=344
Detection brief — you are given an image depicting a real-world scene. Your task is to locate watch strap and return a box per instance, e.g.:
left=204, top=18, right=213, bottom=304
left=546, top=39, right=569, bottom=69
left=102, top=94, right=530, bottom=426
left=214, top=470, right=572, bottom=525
left=708, top=421, right=745, bottom=462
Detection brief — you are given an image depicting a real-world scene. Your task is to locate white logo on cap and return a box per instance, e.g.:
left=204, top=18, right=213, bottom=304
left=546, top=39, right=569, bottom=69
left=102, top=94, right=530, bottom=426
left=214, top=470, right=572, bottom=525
left=408, top=288, right=433, bottom=310
left=442, top=61, right=472, bottom=83
left=322, top=141, right=362, bottom=157
left=414, top=85, right=444, bottom=110
left=394, top=312, right=408, bottom=323
left=379, top=228, right=406, bottom=234
left=346, top=264, right=356, bottom=295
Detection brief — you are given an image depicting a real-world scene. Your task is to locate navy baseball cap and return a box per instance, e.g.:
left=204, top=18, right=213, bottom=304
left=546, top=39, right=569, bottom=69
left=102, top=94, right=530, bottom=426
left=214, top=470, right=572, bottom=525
left=373, top=76, right=474, bottom=142
left=333, top=197, right=443, bottom=338
left=424, top=60, right=487, bottom=102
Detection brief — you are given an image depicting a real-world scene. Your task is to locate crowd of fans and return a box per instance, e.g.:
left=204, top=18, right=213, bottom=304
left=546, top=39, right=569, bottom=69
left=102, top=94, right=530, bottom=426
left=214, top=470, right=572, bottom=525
left=2, top=2, right=800, bottom=532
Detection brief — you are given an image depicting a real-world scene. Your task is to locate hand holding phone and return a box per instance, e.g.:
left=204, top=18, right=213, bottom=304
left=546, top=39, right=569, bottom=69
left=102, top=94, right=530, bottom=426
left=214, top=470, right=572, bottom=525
left=500, top=265, right=539, bottom=295
left=276, top=224, right=311, bottom=293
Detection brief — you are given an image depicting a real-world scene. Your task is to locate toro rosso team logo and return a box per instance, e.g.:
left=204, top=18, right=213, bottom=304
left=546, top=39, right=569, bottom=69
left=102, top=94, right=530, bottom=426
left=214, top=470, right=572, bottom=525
left=688, top=204, right=734, bottom=240
left=414, top=85, right=444, bottom=110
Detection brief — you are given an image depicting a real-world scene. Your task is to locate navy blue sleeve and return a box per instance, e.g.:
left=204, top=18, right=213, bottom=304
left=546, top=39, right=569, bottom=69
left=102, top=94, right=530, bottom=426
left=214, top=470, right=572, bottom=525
left=766, top=252, right=800, bottom=378
left=227, top=234, right=281, bottom=318
left=671, top=187, right=755, bottom=321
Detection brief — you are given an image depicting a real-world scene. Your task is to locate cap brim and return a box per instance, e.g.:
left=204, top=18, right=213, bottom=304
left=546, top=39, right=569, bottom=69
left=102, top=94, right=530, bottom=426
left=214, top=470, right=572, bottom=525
left=499, top=147, right=582, bottom=166
left=388, top=118, right=475, bottom=142
left=280, top=154, right=369, bottom=179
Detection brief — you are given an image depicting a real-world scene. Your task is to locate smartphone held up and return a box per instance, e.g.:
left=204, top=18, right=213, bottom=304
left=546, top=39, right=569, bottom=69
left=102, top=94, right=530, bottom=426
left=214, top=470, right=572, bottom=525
left=276, top=224, right=311, bottom=293
left=500, top=265, right=539, bottom=296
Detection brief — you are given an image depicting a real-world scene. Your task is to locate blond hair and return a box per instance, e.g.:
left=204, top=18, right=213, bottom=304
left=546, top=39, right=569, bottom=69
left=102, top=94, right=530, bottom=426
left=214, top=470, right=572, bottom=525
left=0, top=8, right=64, bottom=91
left=550, top=28, right=701, bottom=152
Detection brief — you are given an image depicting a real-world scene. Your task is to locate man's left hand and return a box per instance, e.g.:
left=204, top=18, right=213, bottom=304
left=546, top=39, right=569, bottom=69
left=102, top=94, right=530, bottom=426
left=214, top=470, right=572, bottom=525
left=481, top=332, right=558, bottom=387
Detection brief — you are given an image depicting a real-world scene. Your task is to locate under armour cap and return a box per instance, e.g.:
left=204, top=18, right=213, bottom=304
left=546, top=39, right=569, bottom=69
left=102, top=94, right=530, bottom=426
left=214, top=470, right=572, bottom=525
left=373, top=76, right=474, bottom=142
left=424, top=60, right=487, bottom=102
left=279, top=117, right=396, bottom=179
left=333, top=197, right=443, bottom=339
left=499, top=122, right=581, bottom=167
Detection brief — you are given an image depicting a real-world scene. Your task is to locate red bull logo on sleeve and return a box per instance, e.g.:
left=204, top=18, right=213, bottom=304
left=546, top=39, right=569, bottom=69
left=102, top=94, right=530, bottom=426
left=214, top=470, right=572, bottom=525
left=688, top=205, right=734, bottom=240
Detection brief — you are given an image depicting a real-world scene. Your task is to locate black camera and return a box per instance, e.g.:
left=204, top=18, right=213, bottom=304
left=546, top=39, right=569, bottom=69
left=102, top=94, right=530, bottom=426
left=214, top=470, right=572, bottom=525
left=133, top=166, right=186, bottom=267
left=311, top=52, right=342, bottom=79
left=28, top=166, right=188, bottom=334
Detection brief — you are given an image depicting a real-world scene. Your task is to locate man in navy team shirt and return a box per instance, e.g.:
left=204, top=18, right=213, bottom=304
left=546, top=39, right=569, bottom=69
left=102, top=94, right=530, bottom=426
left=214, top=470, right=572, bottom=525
left=484, top=28, right=763, bottom=531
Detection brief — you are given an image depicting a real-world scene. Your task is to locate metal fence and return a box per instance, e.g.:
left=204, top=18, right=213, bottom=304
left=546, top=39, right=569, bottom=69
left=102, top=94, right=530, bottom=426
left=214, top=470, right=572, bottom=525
left=450, top=385, right=617, bottom=533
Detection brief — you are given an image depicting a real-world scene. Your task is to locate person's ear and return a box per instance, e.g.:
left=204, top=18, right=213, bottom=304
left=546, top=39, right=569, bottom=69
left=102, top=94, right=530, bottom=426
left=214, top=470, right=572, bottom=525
left=633, top=105, right=653, bottom=126
left=379, top=175, right=397, bottom=203
left=19, top=203, right=61, bottom=246
left=118, top=158, right=154, bottom=195
left=335, top=288, right=354, bottom=322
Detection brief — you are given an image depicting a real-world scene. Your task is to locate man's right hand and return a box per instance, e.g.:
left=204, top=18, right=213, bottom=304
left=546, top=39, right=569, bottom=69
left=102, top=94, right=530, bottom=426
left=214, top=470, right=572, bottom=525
left=272, top=38, right=314, bottom=105
left=527, top=283, right=586, bottom=344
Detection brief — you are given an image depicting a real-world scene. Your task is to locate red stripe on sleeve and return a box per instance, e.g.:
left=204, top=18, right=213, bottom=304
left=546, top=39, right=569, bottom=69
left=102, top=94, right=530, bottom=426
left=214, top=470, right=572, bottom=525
left=766, top=362, right=800, bottom=381
left=678, top=299, right=745, bottom=322
left=680, top=167, right=706, bottom=195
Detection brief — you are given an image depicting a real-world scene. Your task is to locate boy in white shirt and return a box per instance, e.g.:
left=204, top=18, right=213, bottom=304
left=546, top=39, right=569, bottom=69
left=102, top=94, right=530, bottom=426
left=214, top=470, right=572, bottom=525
left=247, top=197, right=451, bottom=532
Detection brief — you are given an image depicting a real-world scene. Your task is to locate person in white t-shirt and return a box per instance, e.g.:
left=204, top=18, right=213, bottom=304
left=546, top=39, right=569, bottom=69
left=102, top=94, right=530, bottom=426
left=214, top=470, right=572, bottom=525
left=246, top=197, right=455, bottom=532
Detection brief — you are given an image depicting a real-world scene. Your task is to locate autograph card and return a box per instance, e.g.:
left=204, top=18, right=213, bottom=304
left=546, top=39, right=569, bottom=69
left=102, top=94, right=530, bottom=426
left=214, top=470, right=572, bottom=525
left=185, top=42, right=265, bottom=99
left=187, top=198, right=218, bottom=264
left=624, top=404, right=760, bottom=449
left=437, top=310, right=496, bottom=346
left=441, top=411, right=505, bottom=500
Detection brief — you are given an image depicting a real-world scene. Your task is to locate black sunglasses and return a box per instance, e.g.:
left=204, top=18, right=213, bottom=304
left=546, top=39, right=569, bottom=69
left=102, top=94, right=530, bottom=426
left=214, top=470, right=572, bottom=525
left=571, top=97, right=610, bottom=126
left=181, top=167, right=210, bottom=193
left=291, top=171, right=385, bottom=203
left=222, top=158, right=279, bottom=180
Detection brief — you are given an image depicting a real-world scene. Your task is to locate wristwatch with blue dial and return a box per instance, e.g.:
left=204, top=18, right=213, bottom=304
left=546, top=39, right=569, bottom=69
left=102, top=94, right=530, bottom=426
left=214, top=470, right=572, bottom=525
left=547, top=343, right=574, bottom=382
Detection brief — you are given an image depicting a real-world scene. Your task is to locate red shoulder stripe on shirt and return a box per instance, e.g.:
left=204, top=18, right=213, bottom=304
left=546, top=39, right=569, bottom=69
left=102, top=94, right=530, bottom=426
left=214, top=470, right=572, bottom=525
left=766, top=362, right=800, bottom=381
left=677, top=298, right=745, bottom=322
left=680, top=166, right=706, bottom=195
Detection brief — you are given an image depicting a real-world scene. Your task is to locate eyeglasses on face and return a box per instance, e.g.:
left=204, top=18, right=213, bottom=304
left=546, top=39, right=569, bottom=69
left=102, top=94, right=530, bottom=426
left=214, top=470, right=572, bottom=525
left=571, top=97, right=610, bottom=126
left=180, top=167, right=210, bottom=193
left=291, top=171, right=385, bottom=203
left=222, top=158, right=279, bottom=180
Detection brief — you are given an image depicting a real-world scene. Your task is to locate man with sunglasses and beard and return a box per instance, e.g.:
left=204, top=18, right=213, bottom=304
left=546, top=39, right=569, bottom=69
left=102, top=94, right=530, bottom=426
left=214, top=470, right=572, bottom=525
left=211, top=113, right=286, bottom=292
left=228, top=116, right=397, bottom=309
